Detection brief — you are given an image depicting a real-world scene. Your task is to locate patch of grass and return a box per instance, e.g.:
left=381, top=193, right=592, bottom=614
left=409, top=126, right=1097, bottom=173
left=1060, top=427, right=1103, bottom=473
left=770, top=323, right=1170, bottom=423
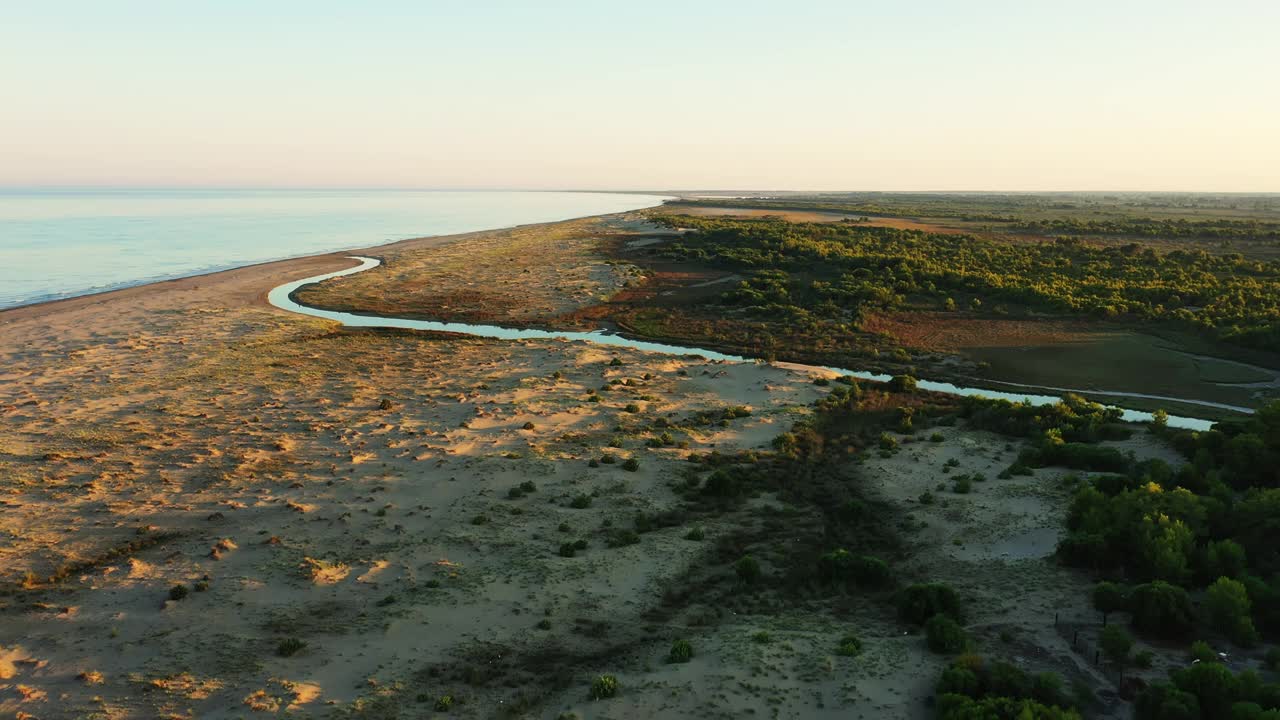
left=589, top=674, right=619, bottom=700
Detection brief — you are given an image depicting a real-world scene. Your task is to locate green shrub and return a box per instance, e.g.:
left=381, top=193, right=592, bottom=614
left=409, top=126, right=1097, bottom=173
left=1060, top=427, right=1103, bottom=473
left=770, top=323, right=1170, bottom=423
left=1189, top=640, right=1216, bottom=663
left=569, top=494, right=592, bottom=509
left=852, top=556, right=891, bottom=587
left=835, top=634, right=863, bottom=657
left=471, top=514, right=489, bottom=525
left=888, top=375, right=918, bottom=392
left=558, top=542, right=578, bottom=558
left=897, top=583, right=963, bottom=624
left=668, top=639, right=693, bottom=663
left=434, top=695, right=453, bottom=711
left=1099, top=625, right=1133, bottom=666
left=168, top=584, right=189, bottom=601
left=622, top=458, right=640, bottom=472
left=589, top=674, right=619, bottom=700
left=735, top=555, right=762, bottom=584
left=276, top=637, right=307, bottom=657
left=952, top=477, right=972, bottom=494
left=925, top=614, right=968, bottom=654
left=684, top=527, right=705, bottom=541
left=624, top=403, right=640, bottom=413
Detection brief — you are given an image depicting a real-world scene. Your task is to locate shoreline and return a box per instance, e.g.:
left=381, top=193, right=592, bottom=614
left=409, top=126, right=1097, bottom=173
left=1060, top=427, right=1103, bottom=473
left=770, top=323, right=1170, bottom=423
left=3, top=203, right=1251, bottom=428
left=0, top=205, right=665, bottom=323
left=0, top=193, right=673, bottom=316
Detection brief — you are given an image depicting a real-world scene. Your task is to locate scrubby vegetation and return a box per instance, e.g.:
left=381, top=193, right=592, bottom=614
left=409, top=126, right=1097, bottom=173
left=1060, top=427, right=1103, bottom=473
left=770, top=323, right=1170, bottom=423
left=650, top=211, right=1280, bottom=354
left=934, top=654, right=1082, bottom=719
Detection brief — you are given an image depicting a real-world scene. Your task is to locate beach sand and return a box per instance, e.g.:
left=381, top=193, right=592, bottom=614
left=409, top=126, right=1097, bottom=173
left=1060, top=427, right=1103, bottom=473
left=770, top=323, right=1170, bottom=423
left=0, top=212, right=1131, bottom=718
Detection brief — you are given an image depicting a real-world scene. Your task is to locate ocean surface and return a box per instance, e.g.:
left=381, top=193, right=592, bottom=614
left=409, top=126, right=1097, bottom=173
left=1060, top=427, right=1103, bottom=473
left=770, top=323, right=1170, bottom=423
left=0, top=189, right=668, bottom=309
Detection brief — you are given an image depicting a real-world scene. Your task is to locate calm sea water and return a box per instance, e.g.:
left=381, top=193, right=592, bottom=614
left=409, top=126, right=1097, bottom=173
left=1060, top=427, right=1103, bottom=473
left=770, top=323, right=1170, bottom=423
left=0, top=189, right=668, bottom=309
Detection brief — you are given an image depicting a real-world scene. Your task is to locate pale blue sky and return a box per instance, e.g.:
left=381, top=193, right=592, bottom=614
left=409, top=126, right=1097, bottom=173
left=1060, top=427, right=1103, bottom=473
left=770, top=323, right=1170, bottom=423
left=4, top=1, right=1277, bottom=190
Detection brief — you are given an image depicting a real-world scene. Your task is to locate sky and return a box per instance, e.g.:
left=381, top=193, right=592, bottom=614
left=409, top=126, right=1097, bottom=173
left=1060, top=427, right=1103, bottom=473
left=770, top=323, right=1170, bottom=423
left=3, top=1, right=1278, bottom=191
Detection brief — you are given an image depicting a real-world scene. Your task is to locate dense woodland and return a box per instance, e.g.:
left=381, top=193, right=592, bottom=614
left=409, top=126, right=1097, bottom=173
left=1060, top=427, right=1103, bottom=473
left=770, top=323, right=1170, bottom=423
left=929, top=393, right=1280, bottom=719
left=653, top=214, right=1280, bottom=352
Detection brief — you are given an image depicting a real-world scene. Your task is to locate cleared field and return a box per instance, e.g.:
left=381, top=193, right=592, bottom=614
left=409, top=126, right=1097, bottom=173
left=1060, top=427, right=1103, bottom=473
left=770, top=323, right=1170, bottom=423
left=863, top=311, right=1277, bottom=408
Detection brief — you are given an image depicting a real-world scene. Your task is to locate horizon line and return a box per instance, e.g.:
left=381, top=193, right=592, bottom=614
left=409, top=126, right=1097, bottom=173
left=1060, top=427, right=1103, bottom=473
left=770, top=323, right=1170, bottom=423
left=2, top=185, right=1279, bottom=196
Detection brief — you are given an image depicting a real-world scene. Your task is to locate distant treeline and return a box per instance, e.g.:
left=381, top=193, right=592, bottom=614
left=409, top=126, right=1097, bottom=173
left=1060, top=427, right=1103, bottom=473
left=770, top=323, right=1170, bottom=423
left=652, top=215, right=1280, bottom=353
left=1014, top=217, right=1280, bottom=241
left=667, top=198, right=1016, bottom=222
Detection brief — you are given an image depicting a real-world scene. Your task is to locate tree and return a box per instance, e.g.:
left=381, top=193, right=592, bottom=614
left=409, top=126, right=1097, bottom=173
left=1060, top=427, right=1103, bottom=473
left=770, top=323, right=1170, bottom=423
left=925, top=614, right=968, bottom=654
left=1092, top=582, right=1127, bottom=626
left=1129, top=581, right=1195, bottom=638
left=1204, top=576, right=1259, bottom=647
left=1099, top=625, right=1133, bottom=669
left=1171, top=662, right=1240, bottom=720
left=1134, top=681, right=1201, bottom=720
left=1203, top=540, right=1247, bottom=582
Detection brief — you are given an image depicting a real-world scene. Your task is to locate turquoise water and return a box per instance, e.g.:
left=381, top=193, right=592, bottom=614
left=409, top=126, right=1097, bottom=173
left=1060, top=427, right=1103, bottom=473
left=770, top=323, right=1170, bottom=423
left=0, top=189, right=668, bottom=309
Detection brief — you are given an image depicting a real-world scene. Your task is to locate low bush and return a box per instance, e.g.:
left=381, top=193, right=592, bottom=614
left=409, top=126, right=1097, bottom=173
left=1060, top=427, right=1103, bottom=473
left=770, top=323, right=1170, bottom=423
left=668, top=639, right=693, bottom=663
left=835, top=634, right=863, bottom=657
left=276, top=637, right=307, bottom=657
left=735, top=555, right=762, bottom=584
left=926, top=614, right=968, bottom=654
left=589, top=674, right=619, bottom=700
left=898, top=583, right=963, bottom=624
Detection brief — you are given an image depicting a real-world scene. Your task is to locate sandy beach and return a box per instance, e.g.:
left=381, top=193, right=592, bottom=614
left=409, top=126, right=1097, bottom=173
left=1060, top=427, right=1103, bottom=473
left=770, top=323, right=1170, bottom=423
left=1, top=211, right=1142, bottom=718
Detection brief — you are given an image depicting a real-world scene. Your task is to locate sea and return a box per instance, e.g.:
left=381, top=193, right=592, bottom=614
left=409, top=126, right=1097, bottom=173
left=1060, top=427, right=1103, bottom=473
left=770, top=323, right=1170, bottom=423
left=0, top=189, right=668, bottom=309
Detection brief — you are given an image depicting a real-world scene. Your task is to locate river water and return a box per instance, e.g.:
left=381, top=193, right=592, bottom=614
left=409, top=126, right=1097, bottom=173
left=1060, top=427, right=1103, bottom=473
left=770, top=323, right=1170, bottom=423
left=269, top=256, right=1224, bottom=432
